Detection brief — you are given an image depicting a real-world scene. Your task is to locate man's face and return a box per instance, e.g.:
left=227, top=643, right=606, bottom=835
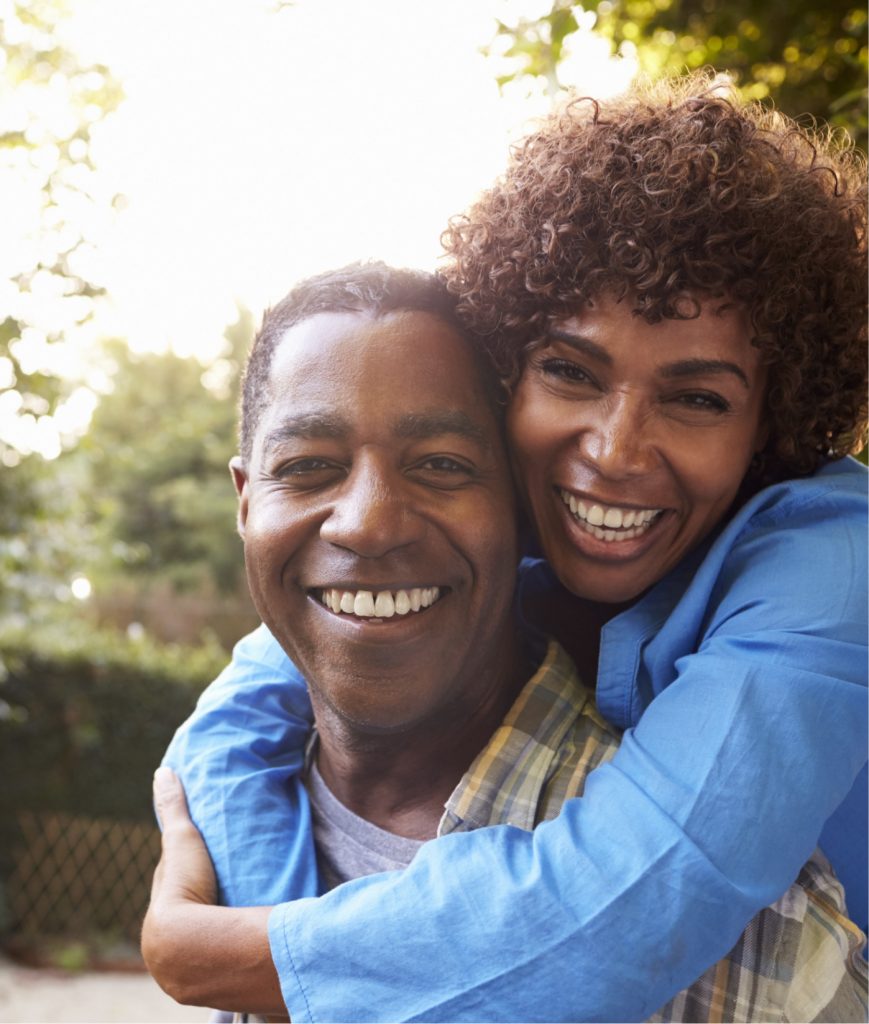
left=233, top=310, right=519, bottom=735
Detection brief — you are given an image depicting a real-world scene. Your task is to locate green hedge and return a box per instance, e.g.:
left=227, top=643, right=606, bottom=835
left=0, top=624, right=227, bottom=824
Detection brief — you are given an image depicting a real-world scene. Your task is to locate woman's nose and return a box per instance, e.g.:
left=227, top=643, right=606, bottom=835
left=576, top=395, right=658, bottom=479
left=319, top=458, right=425, bottom=557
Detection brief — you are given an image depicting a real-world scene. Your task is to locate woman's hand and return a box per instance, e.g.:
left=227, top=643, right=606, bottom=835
left=149, top=765, right=218, bottom=908
left=142, top=767, right=286, bottom=1018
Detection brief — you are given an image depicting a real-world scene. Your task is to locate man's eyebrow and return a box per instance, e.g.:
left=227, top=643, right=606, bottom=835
left=393, top=410, right=492, bottom=449
left=262, top=412, right=350, bottom=451
left=659, top=359, right=750, bottom=389
left=547, top=329, right=613, bottom=365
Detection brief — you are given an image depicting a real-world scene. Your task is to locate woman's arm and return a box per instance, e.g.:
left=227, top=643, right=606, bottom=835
left=164, top=471, right=867, bottom=1022
left=143, top=767, right=284, bottom=1016
left=264, top=587, right=865, bottom=1022
left=162, top=624, right=320, bottom=906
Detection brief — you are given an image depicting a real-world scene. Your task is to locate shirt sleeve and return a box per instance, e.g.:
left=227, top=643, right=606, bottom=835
left=170, top=473, right=867, bottom=1022
left=162, top=624, right=320, bottom=905
left=265, top=480, right=867, bottom=1023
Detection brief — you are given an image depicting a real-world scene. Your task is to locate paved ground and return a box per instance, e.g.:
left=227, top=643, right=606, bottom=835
left=0, top=956, right=207, bottom=1023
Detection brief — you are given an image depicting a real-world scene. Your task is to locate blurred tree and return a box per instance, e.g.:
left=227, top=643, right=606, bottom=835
left=0, top=0, right=121, bottom=624
left=488, top=0, right=868, bottom=148
left=0, top=0, right=122, bottom=461
left=79, top=308, right=252, bottom=598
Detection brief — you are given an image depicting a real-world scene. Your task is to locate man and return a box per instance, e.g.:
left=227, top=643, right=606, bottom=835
left=144, top=263, right=866, bottom=1022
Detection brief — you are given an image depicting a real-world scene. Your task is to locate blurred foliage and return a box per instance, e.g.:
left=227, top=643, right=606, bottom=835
left=0, top=1, right=255, bottom=635
left=0, top=0, right=123, bottom=625
left=0, top=451, right=99, bottom=627
left=78, top=309, right=251, bottom=596
left=0, top=621, right=225, bottom=823
left=0, top=307, right=253, bottom=632
left=488, top=0, right=868, bottom=149
left=0, top=0, right=122, bottom=458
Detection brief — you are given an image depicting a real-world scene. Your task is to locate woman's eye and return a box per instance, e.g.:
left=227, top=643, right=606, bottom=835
left=540, top=357, right=594, bottom=384
left=673, top=392, right=731, bottom=413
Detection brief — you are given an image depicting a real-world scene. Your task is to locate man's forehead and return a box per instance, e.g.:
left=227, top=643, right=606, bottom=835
left=259, top=405, right=495, bottom=455
left=270, top=309, right=474, bottom=373
left=257, top=310, right=498, bottom=446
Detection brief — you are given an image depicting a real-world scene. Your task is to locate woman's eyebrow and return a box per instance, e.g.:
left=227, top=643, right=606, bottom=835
left=393, top=410, right=492, bottom=450
left=548, top=329, right=613, bottom=365
left=659, top=359, right=750, bottom=389
left=549, top=329, right=750, bottom=389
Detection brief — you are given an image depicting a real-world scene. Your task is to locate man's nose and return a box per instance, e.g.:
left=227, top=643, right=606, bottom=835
left=319, top=456, right=425, bottom=557
left=577, top=394, right=659, bottom=479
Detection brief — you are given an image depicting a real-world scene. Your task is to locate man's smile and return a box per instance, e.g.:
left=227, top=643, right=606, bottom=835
left=315, top=585, right=444, bottom=618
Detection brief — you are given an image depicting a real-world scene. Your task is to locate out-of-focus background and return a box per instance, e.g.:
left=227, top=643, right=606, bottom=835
left=0, top=0, right=864, bottom=1020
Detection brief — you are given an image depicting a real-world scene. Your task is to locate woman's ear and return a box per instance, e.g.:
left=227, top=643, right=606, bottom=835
left=229, top=456, right=249, bottom=539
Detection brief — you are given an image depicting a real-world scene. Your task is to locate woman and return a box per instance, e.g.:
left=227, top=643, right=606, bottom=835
left=152, top=73, right=867, bottom=1021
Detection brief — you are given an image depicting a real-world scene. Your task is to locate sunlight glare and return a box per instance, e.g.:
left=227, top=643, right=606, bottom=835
left=41, top=0, right=635, bottom=367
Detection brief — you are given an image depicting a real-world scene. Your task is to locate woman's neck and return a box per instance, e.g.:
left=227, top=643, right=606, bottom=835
left=525, top=584, right=630, bottom=687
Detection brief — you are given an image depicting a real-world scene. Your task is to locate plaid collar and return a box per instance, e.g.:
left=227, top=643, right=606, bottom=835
left=439, top=638, right=610, bottom=835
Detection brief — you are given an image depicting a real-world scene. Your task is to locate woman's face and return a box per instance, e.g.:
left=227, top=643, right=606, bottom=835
left=507, top=293, right=768, bottom=604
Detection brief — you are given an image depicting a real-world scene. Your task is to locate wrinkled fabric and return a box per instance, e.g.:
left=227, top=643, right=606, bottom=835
left=165, top=457, right=868, bottom=1023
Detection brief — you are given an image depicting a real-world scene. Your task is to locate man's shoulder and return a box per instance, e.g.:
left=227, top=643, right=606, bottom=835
left=442, top=639, right=619, bottom=833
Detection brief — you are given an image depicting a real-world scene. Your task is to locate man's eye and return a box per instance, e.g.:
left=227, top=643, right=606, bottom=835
left=277, top=458, right=338, bottom=477
left=420, top=456, right=468, bottom=473
left=411, top=455, right=477, bottom=487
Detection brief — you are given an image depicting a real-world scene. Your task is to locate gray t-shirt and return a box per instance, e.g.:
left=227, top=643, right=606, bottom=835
left=305, top=758, right=424, bottom=889
left=221, top=756, right=427, bottom=1024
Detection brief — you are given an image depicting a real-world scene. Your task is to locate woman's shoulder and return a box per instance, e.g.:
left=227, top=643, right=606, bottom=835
left=715, top=456, right=866, bottom=558
left=740, top=456, right=866, bottom=522
left=696, top=457, right=867, bottom=628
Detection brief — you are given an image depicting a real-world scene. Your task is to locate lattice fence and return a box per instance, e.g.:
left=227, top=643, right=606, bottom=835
left=4, top=810, right=160, bottom=943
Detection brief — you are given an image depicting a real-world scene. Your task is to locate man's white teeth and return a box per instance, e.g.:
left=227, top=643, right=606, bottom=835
left=320, top=586, right=441, bottom=618
left=560, top=490, right=661, bottom=542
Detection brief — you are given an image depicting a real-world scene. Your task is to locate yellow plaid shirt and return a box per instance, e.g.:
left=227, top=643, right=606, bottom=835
left=438, top=639, right=868, bottom=1023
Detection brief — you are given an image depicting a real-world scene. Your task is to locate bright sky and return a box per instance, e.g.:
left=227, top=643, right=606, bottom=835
left=2, top=0, right=636, bottom=457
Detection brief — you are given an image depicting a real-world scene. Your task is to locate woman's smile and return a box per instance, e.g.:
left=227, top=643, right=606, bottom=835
left=508, top=292, right=768, bottom=603
left=557, top=488, right=664, bottom=544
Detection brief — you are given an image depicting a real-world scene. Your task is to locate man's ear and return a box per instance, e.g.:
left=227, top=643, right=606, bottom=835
left=229, top=456, right=249, bottom=539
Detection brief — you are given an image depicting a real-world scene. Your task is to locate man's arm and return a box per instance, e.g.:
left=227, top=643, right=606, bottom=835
left=143, top=767, right=285, bottom=1017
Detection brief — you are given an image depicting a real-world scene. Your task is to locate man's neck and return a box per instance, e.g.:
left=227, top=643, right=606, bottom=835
left=311, top=627, right=530, bottom=841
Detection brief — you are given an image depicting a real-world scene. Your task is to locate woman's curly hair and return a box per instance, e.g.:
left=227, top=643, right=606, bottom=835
left=441, top=71, right=868, bottom=484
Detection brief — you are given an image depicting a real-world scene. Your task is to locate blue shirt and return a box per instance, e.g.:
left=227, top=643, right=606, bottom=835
left=165, top=457, right=868, bottom=1023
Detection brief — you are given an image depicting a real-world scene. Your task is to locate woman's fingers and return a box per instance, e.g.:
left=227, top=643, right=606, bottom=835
left=151, top=765, right=218, bottom=906
left=153, top=765, right=191, bottom=831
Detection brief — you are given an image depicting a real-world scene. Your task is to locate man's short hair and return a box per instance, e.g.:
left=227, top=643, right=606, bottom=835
left=239, top=262, right=499, bottom=462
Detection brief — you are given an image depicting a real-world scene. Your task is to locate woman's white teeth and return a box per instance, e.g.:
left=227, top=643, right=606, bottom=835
left=560, top=490, right=661, bottom=541
left=321, top=587, right=441, bottom=618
